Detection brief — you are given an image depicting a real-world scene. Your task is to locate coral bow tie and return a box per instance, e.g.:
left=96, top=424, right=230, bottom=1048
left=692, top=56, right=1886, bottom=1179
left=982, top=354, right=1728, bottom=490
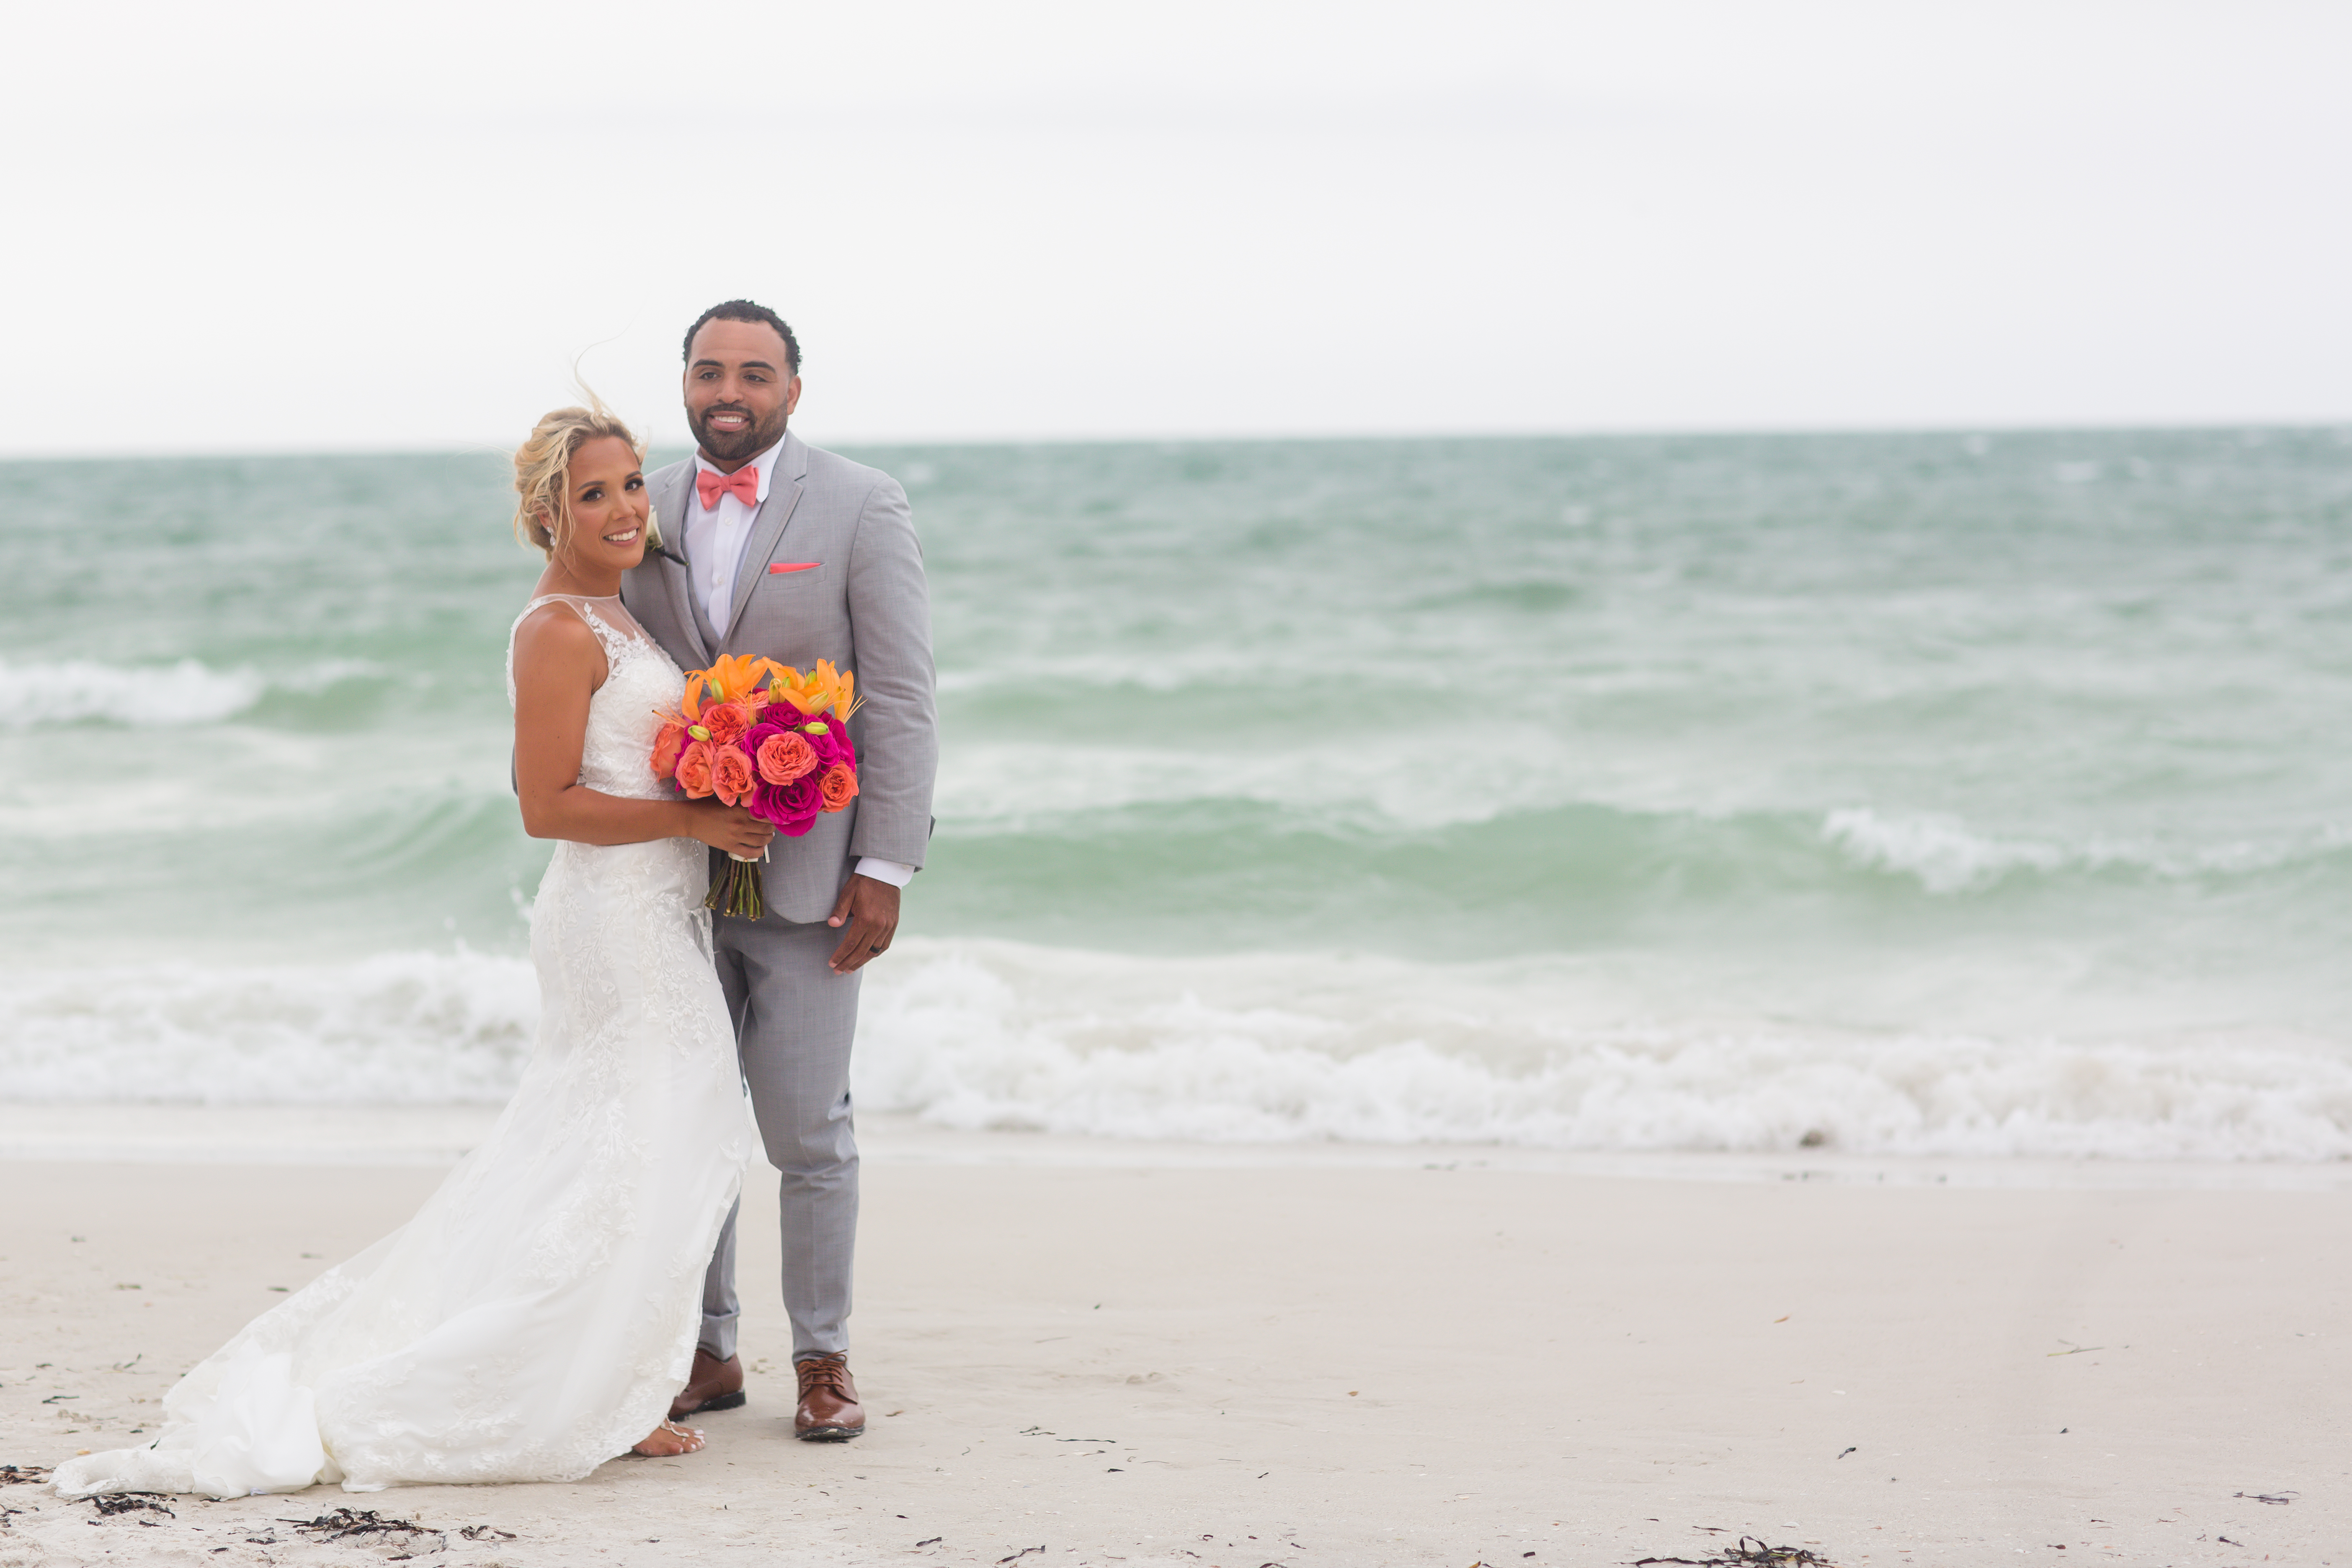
left=696, top=465, right=761, bottom=511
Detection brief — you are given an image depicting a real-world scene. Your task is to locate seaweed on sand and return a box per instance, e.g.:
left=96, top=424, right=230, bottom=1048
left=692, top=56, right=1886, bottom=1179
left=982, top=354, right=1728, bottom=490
left=88, top=1493, right=175, bottom=1524
left=279, top=1507, right=447, bottom=1554
left=1633, top=1539, right=1838, bottom=1568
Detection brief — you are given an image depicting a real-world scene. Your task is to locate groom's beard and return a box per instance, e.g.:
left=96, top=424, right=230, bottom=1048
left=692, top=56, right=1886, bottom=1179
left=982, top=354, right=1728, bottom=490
left=691, top=402, right=788, bottom=464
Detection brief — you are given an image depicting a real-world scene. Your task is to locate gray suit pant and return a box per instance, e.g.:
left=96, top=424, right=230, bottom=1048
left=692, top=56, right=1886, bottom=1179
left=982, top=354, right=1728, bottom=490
left=700, top=913, right=861, bottom=1364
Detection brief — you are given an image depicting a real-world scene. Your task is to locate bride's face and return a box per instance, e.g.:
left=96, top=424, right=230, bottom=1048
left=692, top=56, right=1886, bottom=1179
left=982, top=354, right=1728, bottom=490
left=555, top=436, right=651, bottom=573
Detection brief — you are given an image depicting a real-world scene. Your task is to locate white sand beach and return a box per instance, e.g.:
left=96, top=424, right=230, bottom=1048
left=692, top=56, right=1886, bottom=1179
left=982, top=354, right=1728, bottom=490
left=2, top=1114, right=2346, bottom=1568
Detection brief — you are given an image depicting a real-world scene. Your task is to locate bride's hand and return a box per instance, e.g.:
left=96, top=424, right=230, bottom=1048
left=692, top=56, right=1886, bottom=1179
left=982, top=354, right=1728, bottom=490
left=686, top=802, right=774, bottom=859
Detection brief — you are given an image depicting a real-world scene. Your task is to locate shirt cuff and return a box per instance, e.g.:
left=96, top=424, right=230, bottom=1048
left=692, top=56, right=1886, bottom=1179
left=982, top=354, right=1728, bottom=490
left=854, top=856, right=916, bottom=887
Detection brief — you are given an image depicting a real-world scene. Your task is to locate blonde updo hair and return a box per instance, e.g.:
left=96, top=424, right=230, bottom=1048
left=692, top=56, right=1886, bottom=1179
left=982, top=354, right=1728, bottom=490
left=511, top=397, right=659, bottom=557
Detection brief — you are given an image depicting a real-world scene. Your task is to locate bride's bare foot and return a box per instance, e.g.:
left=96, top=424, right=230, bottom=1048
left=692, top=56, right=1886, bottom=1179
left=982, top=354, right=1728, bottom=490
left=632, top=1419, right=704, bottom=1457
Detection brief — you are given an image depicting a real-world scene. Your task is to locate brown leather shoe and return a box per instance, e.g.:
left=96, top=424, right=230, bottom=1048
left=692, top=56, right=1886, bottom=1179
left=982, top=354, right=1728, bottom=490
left=793, top=1353, right=864, bottom=1441
left=668, top=1349, right=746, bottom=1421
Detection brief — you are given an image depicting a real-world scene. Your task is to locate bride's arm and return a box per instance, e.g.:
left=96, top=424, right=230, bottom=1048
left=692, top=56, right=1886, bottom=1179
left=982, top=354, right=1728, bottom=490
left=511, top=609, right=774, bottom=855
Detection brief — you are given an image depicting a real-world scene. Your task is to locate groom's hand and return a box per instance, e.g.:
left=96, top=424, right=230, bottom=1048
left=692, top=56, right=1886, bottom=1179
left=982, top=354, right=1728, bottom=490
left=826, top=873, right=900, bottom=975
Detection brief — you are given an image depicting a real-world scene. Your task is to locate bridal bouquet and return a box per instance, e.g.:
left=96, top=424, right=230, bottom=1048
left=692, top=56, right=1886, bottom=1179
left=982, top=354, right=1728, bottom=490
left=650, top=653, right=861, bottom=919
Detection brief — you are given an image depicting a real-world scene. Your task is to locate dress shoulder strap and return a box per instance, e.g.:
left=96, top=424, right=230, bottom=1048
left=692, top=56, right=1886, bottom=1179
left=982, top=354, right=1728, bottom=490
left=506, top=595, right=637, bottom=706
left=511, top=593, right=601, bottom=632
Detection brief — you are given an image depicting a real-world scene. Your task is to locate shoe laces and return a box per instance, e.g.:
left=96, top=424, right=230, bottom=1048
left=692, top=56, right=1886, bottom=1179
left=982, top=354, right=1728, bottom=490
left=797, top=1355, right=851, bottom=1393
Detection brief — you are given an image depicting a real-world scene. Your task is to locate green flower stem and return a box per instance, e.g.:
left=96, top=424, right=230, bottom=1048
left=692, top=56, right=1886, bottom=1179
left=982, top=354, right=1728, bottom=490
left=703, top=858, right=765, bottom=922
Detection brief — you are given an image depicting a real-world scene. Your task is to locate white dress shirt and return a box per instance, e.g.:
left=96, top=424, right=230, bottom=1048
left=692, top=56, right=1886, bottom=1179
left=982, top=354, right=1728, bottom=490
left=689, top=438, right=913, bottom=890
left=686, top=439, right=784, bottom=641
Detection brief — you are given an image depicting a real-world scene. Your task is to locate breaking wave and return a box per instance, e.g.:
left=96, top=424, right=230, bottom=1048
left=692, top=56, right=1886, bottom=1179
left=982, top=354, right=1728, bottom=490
left=8, top=940, right=2347, bottom=1162
left=0, top=656, right=382, bottom=728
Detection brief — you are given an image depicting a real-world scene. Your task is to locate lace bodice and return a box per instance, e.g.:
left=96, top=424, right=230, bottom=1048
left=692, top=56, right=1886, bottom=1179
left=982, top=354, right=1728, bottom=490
left=505, top=595, right=683, bottom=802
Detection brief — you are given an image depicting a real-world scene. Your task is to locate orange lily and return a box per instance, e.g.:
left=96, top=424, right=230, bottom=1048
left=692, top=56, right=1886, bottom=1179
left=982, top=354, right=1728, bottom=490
left=764, top=659, right=861, bottom=721
left=681, top=654, right=782, bottom=720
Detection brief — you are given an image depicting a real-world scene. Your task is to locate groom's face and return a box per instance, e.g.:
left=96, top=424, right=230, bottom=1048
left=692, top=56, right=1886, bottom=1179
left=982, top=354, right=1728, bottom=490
left=684, top=319, right=800, bottom=469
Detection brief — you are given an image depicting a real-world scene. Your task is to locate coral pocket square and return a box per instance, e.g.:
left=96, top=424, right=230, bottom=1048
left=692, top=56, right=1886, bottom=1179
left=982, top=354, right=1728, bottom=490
left=768, top=562, right=820, bottom=574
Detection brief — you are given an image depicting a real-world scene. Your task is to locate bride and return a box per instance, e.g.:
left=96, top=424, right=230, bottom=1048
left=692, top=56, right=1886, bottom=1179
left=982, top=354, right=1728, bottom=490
left=55, top=404, right=772, bottom=1498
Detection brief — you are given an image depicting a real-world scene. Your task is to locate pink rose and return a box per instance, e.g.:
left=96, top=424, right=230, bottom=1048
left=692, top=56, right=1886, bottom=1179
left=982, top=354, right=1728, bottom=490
left=753, top=773, right=825, bottom=836
left=799, top=719, right=849, bottom=768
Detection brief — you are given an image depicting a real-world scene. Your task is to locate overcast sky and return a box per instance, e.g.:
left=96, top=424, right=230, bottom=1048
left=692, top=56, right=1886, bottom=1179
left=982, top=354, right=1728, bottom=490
left=4, top=0, right=2348, bottom=454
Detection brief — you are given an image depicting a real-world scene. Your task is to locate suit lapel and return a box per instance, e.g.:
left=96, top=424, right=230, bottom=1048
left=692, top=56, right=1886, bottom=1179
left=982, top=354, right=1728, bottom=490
left=720, top=431, right=810, bottom=651
left=652, top=465, right=712, bottom=667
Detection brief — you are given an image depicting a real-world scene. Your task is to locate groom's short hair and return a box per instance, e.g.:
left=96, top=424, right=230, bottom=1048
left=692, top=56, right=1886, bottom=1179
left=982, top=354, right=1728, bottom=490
left=683, top=300, right=802, bottom=375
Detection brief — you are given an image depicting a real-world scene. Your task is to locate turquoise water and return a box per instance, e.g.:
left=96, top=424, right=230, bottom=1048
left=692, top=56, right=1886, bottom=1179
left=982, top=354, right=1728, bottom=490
left=5, top=431, right=2350, bottom=1153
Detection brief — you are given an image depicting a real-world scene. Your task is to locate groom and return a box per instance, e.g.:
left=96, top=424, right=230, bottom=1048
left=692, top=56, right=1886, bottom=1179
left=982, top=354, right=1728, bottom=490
left=621, top=299, right=938, bottom=1441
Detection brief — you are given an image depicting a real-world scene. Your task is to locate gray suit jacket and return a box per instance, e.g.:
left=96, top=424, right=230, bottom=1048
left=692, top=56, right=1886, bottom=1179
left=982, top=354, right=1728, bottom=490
left=622, top=431, right=939, bottom=923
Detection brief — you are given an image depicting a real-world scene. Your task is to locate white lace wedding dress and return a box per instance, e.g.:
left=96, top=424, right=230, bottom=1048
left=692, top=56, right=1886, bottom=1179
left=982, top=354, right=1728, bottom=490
left=55, top=595, right=753, bottom=1499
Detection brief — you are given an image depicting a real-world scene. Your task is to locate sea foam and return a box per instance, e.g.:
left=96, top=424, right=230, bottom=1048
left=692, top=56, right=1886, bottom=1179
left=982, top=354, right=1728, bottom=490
left=0, top=657, right=382, bottom=729
left=0, top=948, right=535, bottom=1103
left=854, top=941, right=2352, bottom=1160
left=5, top=939, right=2347, bottom=1162
left=0, top=658, right=264, bottom=728
left=1821, top=806, right=2349, bottom=893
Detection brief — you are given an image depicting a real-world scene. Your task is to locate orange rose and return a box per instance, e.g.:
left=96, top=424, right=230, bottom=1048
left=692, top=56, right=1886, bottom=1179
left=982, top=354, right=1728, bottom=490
left=701, top=701, right=751, bottom=747
left=818, top=763, right=859, bottom=812
left=674, top=739, right=716, bottom=798
left=651, top=721, right=688, bottom=779
left=756, top=730, right=818, bottom=785
left=711, top=744, right=755, bottom=806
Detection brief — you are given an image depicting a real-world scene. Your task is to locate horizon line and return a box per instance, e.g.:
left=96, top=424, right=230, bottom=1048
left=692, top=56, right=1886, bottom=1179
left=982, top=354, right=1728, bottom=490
left=3, top=416, right=2349, bottom=464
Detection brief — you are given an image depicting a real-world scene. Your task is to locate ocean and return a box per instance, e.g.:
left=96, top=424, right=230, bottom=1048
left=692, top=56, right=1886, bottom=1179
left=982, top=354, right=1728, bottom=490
left=4, top=430, right=2349, bottom=1158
